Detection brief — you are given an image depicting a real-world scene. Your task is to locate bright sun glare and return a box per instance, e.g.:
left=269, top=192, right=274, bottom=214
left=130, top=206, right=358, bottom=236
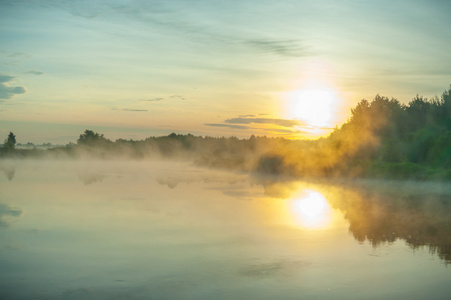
left=287, top=88, right=337, bottom=128
left=292, top=190, right=331, bottom=229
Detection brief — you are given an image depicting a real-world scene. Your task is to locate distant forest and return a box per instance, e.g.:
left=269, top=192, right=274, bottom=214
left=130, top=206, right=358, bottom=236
left=2, top=85, right=451, bottom=180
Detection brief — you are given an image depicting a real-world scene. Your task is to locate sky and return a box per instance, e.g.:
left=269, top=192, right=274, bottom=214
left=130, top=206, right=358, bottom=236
left=1, top=0, right=451, bottom=144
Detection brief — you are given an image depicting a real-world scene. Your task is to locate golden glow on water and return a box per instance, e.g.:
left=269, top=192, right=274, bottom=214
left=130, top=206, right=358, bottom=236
left=258, top=183, right=347, bottom=231
left=290, top=190, right=332, bottom=229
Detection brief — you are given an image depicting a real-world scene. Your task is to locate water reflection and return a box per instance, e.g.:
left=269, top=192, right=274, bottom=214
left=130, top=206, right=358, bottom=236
left=1, top=161, right=450, bottom=299
left=78, top=171, right=106, bottom=185
left=260, top=178, right=451, bottom=263
left=0, top=165, right=16, bottom=181
left=290, top=190, right=332, bottom=229
left=0, top=203, right=22, bottom=228
left=326, top=183, right=451, bottom=264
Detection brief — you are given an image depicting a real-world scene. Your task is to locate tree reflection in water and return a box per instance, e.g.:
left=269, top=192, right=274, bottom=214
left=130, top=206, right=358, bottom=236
left=258, top=178, right=451, bottom=264
left=327, top=182, right=451, bottom=264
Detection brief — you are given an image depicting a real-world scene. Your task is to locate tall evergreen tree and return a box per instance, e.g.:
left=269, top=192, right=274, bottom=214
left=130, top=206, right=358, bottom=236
left=3, top=132, right=16, bottom=152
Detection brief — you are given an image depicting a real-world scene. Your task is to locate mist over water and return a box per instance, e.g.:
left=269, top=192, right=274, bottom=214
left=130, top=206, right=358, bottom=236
left=1, top=159, right=451, bottom=299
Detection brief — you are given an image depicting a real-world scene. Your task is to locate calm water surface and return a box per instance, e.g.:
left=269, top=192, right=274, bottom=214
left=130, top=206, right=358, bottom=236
left=1, top=160, right=450, bottom=299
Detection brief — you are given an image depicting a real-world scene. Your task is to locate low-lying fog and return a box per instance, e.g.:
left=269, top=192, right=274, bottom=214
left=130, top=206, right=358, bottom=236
left=1, top=159, right=451, bottom=300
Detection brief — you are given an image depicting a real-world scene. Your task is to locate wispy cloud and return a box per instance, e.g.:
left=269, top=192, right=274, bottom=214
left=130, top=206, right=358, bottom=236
left=206, top=115, right=306, bottom=134
left=204, top=113, right=313, bottom=137
left=140, top=95, right=186, bottom=102
left=8, top=52, right=29, bottom=58
left=123, top=108, right=148, bottom=112
left=225, top=117, right=304, bottom=128
left=246, top=39, right=311, bottom=58
left=169, top=95, right=185, bottom=101
left=24, top=71, right=44, bottom=76
left=46, top=1, right=314, bottom=60
left=204, top=123, right=249, bottom=130
left=262, top=127, right=306, bottom=135
left=0, top=75, right=26, bottom=100
left=140, top=97, right=164, bottom=102
left=205, top=121, right=306, bottom=136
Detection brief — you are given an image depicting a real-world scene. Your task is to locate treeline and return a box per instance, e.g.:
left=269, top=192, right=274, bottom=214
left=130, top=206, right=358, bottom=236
left=2, top=85, right=451, bottom=180
left=50, top=130, right=313, bottom=173
left=329, top=86, right=451, bottom=179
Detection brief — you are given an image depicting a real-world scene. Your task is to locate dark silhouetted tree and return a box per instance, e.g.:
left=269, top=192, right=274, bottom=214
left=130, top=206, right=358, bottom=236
left=77, top=130, right=108, bottom=146
left=3, top=132, right=16, bottom=152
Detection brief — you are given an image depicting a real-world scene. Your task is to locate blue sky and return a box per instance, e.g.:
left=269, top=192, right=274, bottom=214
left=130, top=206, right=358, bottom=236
left=1, top=0, right=450, bottom=144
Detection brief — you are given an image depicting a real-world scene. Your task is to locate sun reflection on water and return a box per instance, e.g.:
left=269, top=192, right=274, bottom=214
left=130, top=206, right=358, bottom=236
left=291, top=190, right=332, bottom=230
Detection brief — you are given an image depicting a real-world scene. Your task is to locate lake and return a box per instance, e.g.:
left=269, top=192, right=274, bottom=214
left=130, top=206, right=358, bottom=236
left=1, top=160, right=450, bottom=299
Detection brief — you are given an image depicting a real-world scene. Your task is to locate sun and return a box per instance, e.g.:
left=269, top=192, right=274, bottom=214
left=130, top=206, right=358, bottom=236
left=286, top=88, right=337, bottom=128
